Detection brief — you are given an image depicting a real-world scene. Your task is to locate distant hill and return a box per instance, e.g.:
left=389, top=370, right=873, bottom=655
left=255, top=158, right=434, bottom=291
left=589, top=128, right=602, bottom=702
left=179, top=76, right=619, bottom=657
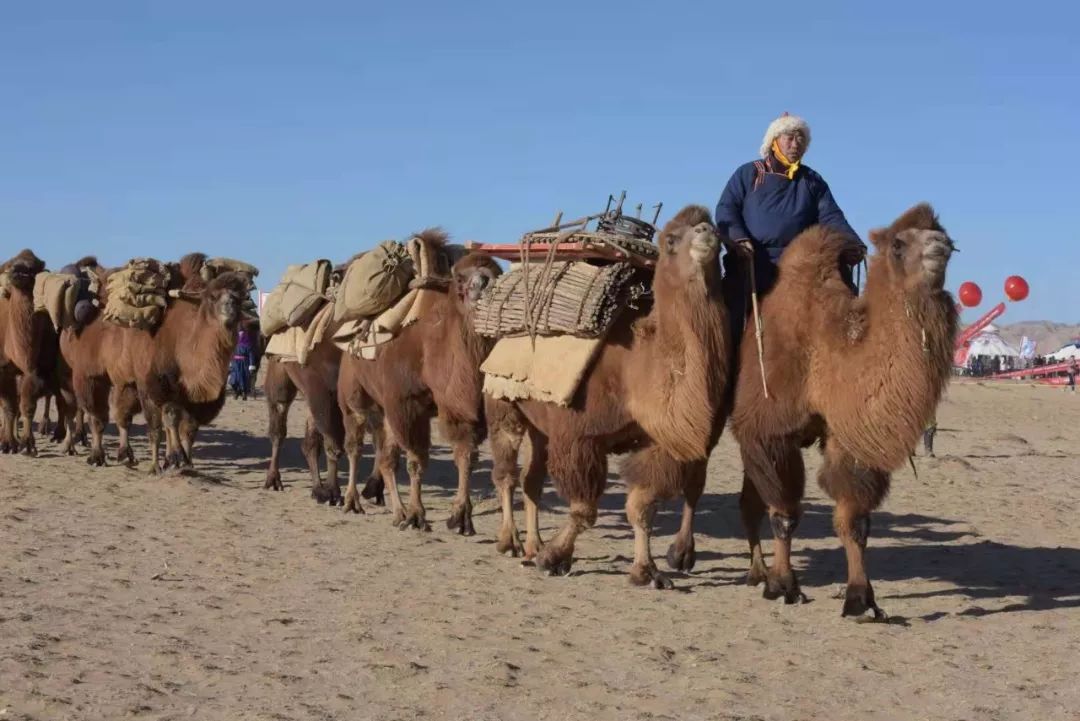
left=995, top=321, right=1080, bottom=354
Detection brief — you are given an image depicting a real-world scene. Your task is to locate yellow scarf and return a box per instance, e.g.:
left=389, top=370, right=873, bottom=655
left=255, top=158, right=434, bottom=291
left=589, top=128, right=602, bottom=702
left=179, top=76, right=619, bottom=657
left=771, top=139, right=800, bottom=180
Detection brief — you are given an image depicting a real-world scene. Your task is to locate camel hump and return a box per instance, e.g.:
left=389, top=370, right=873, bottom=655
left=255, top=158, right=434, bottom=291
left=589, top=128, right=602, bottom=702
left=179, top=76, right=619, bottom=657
left=411, top=227, right=449, bottom=247
left=778, top=224, right=850, bottom=272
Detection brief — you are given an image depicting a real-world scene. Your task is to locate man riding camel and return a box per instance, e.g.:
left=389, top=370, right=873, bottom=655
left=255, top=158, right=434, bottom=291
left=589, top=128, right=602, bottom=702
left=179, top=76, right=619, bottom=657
left=715, top=112, right=867, bottom=349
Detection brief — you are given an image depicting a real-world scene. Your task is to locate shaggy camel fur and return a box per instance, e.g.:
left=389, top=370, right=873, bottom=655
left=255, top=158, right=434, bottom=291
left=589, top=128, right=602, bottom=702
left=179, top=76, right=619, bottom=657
left=0, top=250, right=71, bottom=455
left=486, top=206, right=729, bottom=587
left=730, top=203, right=956, bottom=619
left=338, top=235, right=500, bottom=532
left=61, top=255, right=251, bottom=470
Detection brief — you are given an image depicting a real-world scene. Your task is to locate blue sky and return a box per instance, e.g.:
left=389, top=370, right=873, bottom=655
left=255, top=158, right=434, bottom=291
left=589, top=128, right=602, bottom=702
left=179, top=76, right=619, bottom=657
left=2, top=1, right=1077, bottom=322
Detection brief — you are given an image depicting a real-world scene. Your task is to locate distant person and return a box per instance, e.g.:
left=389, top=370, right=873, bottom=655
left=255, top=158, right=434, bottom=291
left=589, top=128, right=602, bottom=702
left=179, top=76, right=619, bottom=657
left=1068, top=360, right=1078, bottom=393
left=228, top=329, right=256, bottom=400
left=923, top=418, right=938, bottom=457
left=715, top=112, right=866, bottom=351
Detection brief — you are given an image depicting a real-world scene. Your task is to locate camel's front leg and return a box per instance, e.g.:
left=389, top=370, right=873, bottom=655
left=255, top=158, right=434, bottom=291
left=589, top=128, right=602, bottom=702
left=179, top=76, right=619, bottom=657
left=740, top=437, right=807, bottom=604
left=341, top=407, right=366, bottom=514
left=488, top=419, right=525, bottom=556
left=16, top=375, right=40, bottom=456
left=442, top=418, right=477, bottom=536
left=400, top=447, right=431, bottom=532
left=666, top=459, right=707, bottom=573
left=818, top=440, right=891, bottom=621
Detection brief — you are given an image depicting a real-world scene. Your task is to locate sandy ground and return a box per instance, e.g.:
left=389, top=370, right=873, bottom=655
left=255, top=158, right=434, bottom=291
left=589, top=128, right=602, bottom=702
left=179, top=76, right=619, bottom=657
left=2, top=381, right=1079, bottom=721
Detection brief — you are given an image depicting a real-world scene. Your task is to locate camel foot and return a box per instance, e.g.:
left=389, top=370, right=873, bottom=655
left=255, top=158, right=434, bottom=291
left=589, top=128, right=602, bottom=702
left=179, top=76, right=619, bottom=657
left=343, top=487, right=366, bottom=514
left=398, top=506, right=431, bottom=532
left=446, top=498, right=475, bottom=536
left=0, top=440, right=15, bottom=454
left=60, top=440, right=76, bottom=457
left=114, top=444, right=136, bottom=468
left=166, top=451, right=189, bottom=470
left=535, top=545, right=574, bottom=577
left=746, top=557, right=769, bottom=587
left=50, top=426, right=65, bottom=444
left=311, top=483, right=343, bottom=506
left=264, top=469, right=283, bottom=491
left=495, top=527, right=525, bottom=557
left=629, top=562, right=675, bottom=590
left=841, top=582, right=887, bottom=622
left=360, top=475, right=385, bottom=506
left=763, top=568, right=807, bottom=605
left=665, top=535, right=696, bottom=572
left=523, top=538, right=543, bottom=562
left=147, top=462, right=166, bottom=477
left=86, top=448, right=106, bottom=467
left=20, top=440, right=38, bottom=457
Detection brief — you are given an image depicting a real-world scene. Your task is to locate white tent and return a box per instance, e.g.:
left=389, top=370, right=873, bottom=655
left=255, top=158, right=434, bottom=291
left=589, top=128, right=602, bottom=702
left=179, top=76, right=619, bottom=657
left=1047, top=341, right=1080, bottom=362
left=966, top=324, right=1020, bottom=359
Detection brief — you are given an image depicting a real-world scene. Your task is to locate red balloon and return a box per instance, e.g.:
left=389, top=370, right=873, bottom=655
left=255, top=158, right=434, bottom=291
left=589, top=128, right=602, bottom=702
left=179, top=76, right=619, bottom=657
left=1004, top=275, right=1029, bottom=302
left=958, top=281, right=983, bottom=308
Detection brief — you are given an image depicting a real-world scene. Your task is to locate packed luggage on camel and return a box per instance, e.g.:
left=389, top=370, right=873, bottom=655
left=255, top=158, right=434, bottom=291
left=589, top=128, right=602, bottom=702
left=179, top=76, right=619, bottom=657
left=58, top=253, right=258, bottom=471
left=466, top=195, right=731, bottom=588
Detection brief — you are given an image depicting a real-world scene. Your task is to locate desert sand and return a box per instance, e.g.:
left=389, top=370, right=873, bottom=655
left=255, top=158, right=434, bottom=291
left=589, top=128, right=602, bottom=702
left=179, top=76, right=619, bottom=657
left=2, top=381, right=1079, bottom=721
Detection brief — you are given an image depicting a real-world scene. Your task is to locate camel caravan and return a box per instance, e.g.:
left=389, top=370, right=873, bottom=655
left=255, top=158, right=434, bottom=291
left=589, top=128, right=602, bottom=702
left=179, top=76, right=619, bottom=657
left=1, top=195, right=958, bottom=619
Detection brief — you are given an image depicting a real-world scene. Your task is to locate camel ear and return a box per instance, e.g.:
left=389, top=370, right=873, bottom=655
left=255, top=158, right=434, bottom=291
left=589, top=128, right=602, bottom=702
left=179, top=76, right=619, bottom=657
left=868, top=227, right=889, bottom=251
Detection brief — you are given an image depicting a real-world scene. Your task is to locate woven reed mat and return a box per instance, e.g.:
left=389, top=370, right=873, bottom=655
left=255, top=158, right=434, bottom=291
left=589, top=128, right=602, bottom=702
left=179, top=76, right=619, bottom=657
left=481, top=334, right=604, bottom=407
left=264, top=302, right=335, bottom=366
left=472, top=261, right=637, bottom=339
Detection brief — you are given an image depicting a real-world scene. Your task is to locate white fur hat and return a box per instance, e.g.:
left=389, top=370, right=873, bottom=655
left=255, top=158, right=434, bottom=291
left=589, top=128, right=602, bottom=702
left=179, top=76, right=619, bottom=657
left=759, top=112, right=811, bottom=159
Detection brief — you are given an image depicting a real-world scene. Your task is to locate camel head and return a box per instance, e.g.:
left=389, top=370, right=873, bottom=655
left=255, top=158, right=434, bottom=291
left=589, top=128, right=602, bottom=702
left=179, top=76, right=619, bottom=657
left=868, top=203, right=955, bottom=293
left=202, top=271, right=252, bottom=330
left=451, top=254, right=502, bottom=310
left=1, top=249, right=46, bottom=291
left=657, top=205, right=720, bottom=280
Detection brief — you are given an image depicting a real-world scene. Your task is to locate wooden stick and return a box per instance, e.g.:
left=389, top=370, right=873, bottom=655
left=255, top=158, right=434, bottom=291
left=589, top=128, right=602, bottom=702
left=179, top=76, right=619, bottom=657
left=748, top=259, right=770, bottom=400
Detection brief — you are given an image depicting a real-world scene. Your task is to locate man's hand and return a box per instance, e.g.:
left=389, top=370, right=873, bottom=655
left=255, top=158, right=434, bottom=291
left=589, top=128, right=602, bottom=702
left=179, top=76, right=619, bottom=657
left=727, top=238, right=754, bottom=259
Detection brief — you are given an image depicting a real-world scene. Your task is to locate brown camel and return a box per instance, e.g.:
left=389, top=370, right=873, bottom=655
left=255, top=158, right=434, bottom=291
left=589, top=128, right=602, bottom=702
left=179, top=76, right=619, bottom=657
left=486, top=205, right=729, bottom=587
left=60, top=254, right=252, bottom=470
left=730, top=203, right=956, bottom=619
left=0, top=250, right=71, bottom=455
left=337, top=232, right=500, bottom=532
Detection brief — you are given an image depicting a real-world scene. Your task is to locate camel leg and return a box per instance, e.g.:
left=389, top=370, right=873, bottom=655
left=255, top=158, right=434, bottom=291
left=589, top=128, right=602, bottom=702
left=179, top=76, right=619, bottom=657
left=0, top=396, right=17, bottom=454
left=534, top=440, right=605, bottom=577
left=76, top=376, right=109, bottom=467
left=740, top=436, right=807, bottom=604
left=625, top=478, right=673, bottom=589
left=56, top=389, right=78, bottom=456
left=817, top=439, right=891, bottom=620
left=739, top=472, right=769, bottom=586
left=341, top=406, right=367, bottom=515
left=488, top=410, right=526, bottom=557
left=39, top=393, right=52, bottom=438
left=142, top=398, right=165, bottom=475
left=16, top=375, right=40, bottom=456
left=161, top=403, right=188, bottom=469
left=302, top=415, right=327, bottom=500
left=378, top=424, right=405, bottom=526
left=307, top=382, right=344, bottom=506
left=265, top=399, right=289, bottom=491
left=179, top=412, right=198, bottom=464
left=520, top=427, right=548, bottom=560
left=110, top=386, right=137, bottom=467
left=399, top=445, right=431, bottom=532
left=667, top=459, right=707, bottom=573
left=360, top=412, right=386, bottom=506
left=442, top=417, right=477, bottom=536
